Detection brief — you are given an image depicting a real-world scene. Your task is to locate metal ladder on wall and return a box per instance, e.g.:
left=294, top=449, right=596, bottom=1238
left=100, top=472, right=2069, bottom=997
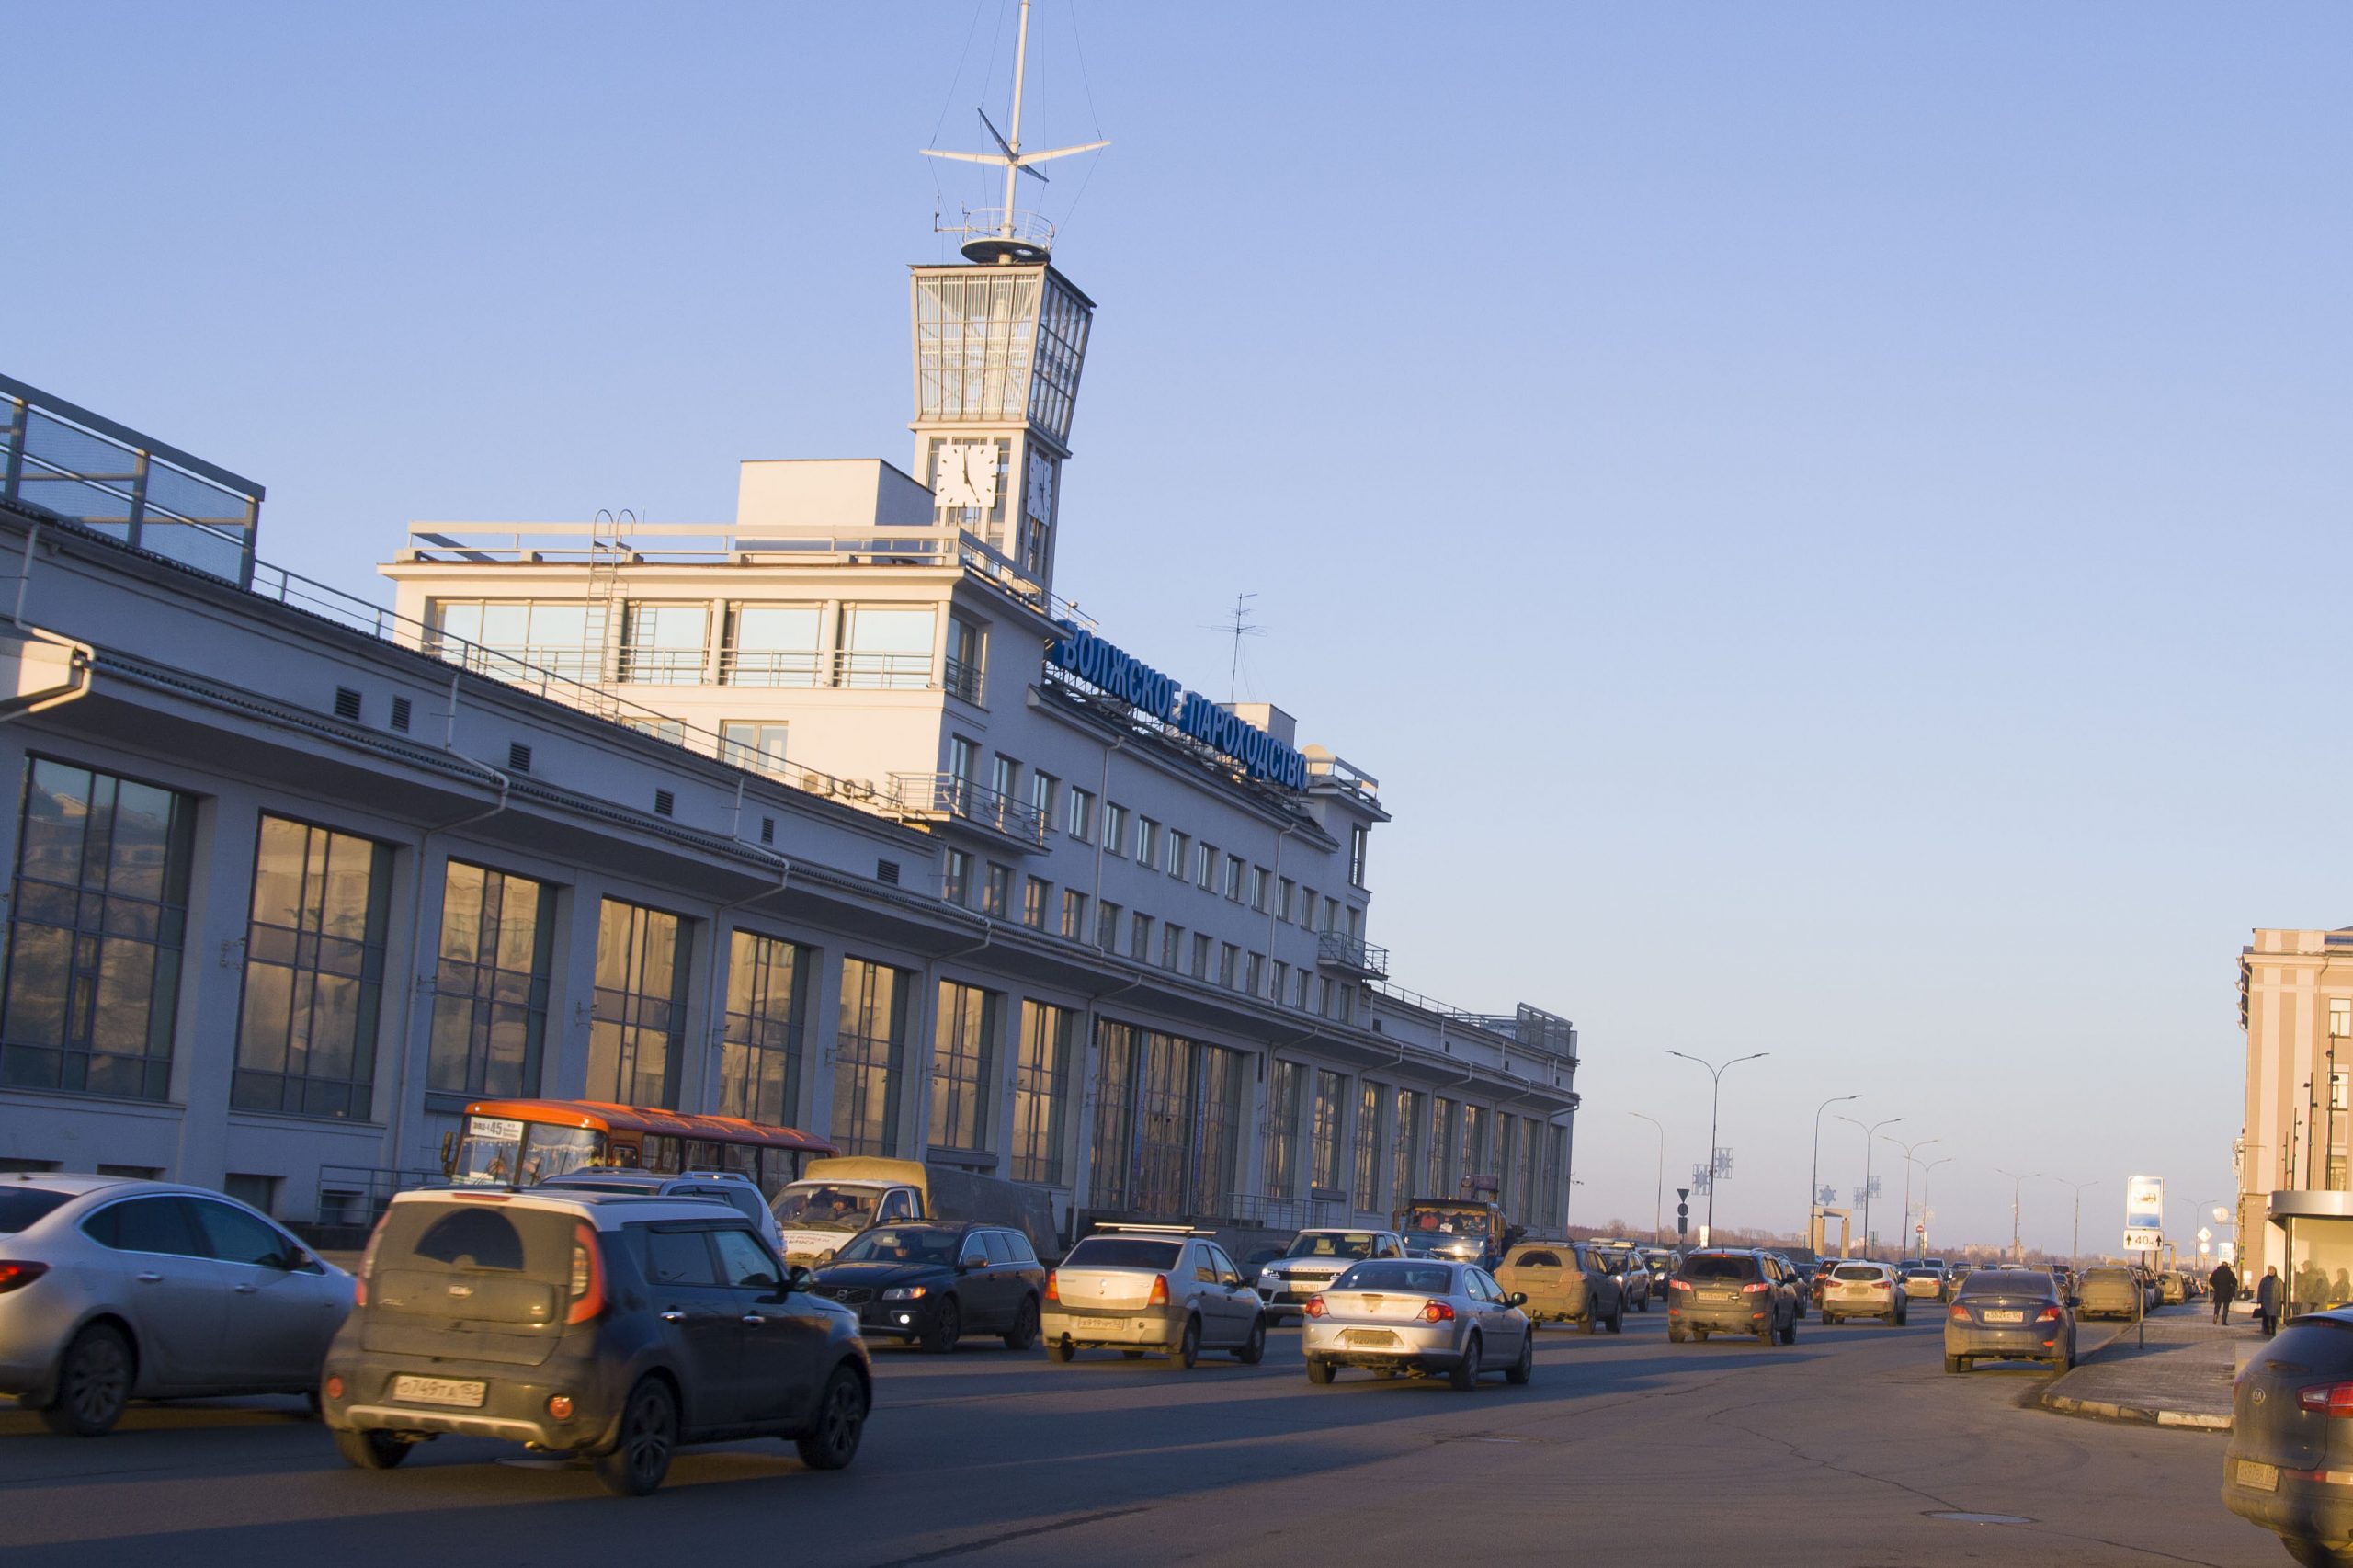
left=584, top=509, right=631, bottom=716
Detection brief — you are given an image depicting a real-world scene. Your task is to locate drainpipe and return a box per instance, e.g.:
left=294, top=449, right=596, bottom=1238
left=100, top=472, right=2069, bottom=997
left=1089, top=736, right=1122, bottom=910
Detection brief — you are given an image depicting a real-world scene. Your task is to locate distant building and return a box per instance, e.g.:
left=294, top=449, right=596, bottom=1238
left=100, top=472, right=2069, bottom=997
left=2236, top=927, right=2353, bottom=1307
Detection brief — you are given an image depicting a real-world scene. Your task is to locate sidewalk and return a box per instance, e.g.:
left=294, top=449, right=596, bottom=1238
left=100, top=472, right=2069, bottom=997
left=2039, top=1303, right=2256, bottom=1431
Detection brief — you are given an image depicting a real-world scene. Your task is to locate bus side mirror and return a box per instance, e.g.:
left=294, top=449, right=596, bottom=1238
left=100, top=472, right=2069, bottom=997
left=439, top=1131, right=454, bottom=1167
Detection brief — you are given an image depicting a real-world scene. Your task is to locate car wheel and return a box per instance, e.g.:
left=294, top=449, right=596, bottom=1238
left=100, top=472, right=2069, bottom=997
left=40, top=1324, right=132, bottom=1437
left=1046, top=1338, right=1075, bottom=1364
left=1582, top=1312, right=1597, bottom=1335
left=1668, top=1324, right=1687, bottom=1344
left=1607, top=1307, right=1624, bottom=1334
left=920, top=1298, right=962, bottom=1354
left=1944, top=1354, right=1965, bottom=1374
left=1756, top=1321, right=1772, bottom=1346
left=333, top=1427, right=412, bottom=1471
left=593, top=1377, right=679, bottom=1497
left=794, top=1364, right=868, bottom=1471
left=1235, top=1315, right=1267, bottom=1365
left=1305, top=1358, right=1336, bottom=1385
left=1506, top=1333, right=1534, bottom=1386
left=1637, top=1295, right=1648, bottom=1312
left=1169, top=1316, right=1199, bottom=1369
left=1780, top=1314, right=1797, bottom=1346
left=1824, top=1312, right=1839, bottom=1326
left=1003, top=1296, right=1040, bottom=1352
left=1450, top=1334, right=1482, bottom=1392
left=1694, top=1328, right=1710, bottom=1342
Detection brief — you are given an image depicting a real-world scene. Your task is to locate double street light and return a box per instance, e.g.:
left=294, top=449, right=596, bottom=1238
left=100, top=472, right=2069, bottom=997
left=1838, top=1113, right=1907, bottom=1255
left=2047, top=1176, right=2097, bottom=1265
left=1996, top=1167, right=2043, bottom=1263
left=1809, top=1095, right=1860, bottom=1253
left=1666, top=1050, right=1768, bottom=1240
left=1880, top=1134, right=1943, bottom=1261
left=1629, top=1111, right=1665, bottom=1244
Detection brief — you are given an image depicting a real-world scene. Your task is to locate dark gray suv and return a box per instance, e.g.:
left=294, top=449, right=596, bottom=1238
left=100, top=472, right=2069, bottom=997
left=322, top=1188, right=871, bottom=1495
left=1666, top=1247, right=1800, bottom=1346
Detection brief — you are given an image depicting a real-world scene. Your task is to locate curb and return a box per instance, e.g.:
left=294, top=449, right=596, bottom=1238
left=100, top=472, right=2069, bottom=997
left=2040, top=1392, right=2232, bottom=1431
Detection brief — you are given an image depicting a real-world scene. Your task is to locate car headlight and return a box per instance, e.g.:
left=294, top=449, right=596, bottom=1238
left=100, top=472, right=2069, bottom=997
left=881, top=1286, right=927, bottom=1301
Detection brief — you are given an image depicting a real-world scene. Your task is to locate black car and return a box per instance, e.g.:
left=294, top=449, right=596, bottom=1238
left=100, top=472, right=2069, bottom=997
left=2224, top=1308, right=2353, bottom=1564
left=807, top=1221, right=1047, bottom=1352
left=1666, top=1247, right=1800, bottom=1346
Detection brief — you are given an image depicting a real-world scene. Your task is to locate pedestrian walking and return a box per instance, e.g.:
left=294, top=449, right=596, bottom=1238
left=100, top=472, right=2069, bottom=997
left=2210, top=1259, right=2240, bottom=1324
left=2258, top=1266, right=2283, bottom=1336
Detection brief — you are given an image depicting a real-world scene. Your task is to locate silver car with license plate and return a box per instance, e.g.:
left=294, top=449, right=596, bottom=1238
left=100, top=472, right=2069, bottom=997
left=0, top=1174, right=354, bottom=1436
left=1302, top=1258, right=1534, bottom=1392
left=1820, top=1260, right=1909, bottom=1325
left=1041, top=1225, right=1267, bottom=1369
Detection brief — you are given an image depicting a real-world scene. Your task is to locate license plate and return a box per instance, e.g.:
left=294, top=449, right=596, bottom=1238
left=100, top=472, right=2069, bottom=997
left=1343, top=1328, right=1400, bottom=1346
left=392, top=1375, right=486, bottom=1408
left=1983, top=1310, right=2025, bottom=1324
left=2238, top=1460, right=2280, bottom=1492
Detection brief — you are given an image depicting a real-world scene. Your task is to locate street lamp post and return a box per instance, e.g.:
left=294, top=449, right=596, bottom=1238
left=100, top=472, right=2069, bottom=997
left=1880, top=1134, right=1943, bottom=1260
left=1630, top=1112, right=1665, bottom=1244
left=1917, top=1156, right=1953, bottom=1256
left=1810, top=1094, right=1860, bottom=1254
left=2048, top=1177, right=2098, bottom=1265
left=1665, top=1051, right=1769, bottom=1241
left=1838, top=1114, right=1907, bottom=1256
left=1996, top=1167, right=2043, bottom=1263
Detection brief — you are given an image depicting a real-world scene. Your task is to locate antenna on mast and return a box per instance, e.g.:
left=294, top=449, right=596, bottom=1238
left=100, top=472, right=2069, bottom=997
left=921, top=0, right=1108, bottom=264
left=1205, top=593, right=1264, bottom=703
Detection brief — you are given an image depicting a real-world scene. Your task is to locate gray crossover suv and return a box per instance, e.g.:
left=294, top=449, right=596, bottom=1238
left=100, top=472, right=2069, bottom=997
left=1666, top=1247, right=1800, bottom=1346
left=322, top=1187, right=871, bottom=1494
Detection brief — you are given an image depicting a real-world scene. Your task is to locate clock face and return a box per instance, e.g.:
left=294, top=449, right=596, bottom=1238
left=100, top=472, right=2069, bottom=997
left=1026, top=455, right=1056, bottom=521
left=934, top=441, right=980, bottom=509
left=960, top=442, right=999, bottom=510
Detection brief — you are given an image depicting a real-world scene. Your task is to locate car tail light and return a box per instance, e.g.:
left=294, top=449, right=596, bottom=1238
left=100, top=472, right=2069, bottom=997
left=324, top=1375, right=345, bottom=1401
left=1148, top=1274, right=1169, bottom=1308
left=1421, top=1300, right=1456, bottom=1323
left=1304, top=1295, right=1328, bottom=1318
left=0, top=1261, right=49, bottom=1294
left=2301, top=1383, right=2353, bottom=1417
left=1669, top=1278, right=1693, bottom=1292
left=565, top=1222, right=606, bottom=1324
left=547, top=1394, right=574, bottom=1420
left=2037, top=1305, right=2063, bottom=1323
left=1949, top=1305, right=1970, bottom=1321
left=1043, top=1271, right=1060, bottom=1303
left=1742, top=1281, right=1769, bottom=1294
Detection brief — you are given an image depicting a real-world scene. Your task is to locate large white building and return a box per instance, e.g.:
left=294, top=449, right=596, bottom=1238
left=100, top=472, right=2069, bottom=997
left=0, top=170, right=1578, bottom=1244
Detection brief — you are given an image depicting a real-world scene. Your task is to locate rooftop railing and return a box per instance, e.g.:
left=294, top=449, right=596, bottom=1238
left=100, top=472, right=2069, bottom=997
left=890, top=773, right=1047, bottom=846
left=1316, top=931, right=1392, bottom=978
left=1, top=373, right=261, bottom=588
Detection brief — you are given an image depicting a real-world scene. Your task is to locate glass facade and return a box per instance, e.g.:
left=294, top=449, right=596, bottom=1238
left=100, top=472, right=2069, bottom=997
left=618, top=603, right=709, bottom=685
left=929, top=981, right=998, bottom=1153
left=1430, top=1097, right=1458, bottom=1197
left=1193, top=1046, right=1246, bottom=1217
left=1353, top=1080, right=1382, bottom=1211
left=833, top=957, right=911, bottom=1156
left=722, top=604, right=823, bottom=687
left=587, top=899, right=689, bottom=1108
left=1392, top=1088, right=1426, bottom=1207
left=1264, top=1060, right=1303, bottom=1199
left=838, top=605, right=935, bottom=689
left=1310, top=1069, right=1347, bottom=1193
left=433, top=599, right=603, bottom=683
left=233, top=815, right=392, bottom=1118
left=0, top=760, right=194, bottom=1099
left=720, top=930, right=808, bottom=1127
left=426, top=860, right=553, bottom=1098
left=1011, top=1000, right=1074, bottom=1184
left=1089, top=1020, right=1138, bottom=1209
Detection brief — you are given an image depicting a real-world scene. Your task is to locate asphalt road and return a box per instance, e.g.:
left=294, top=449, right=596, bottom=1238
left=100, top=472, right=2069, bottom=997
left=2, top=1302, right=2267, bottom=1567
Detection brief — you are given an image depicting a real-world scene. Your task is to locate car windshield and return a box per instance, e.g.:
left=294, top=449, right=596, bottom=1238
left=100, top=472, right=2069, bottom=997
left=1063, top=1238, right=1184, bottom=1271
left=1831, top=1265, right=1885, bottom=1281
left=1960, top=1270, right=2052, bottom=1297
left=0, top=1187, right=70, bottom=1233
left=1681, top=1255, right=1760, bottom=1282
left=1286, top=1232, right=1379, bottom=1259
left=1336, top=1261, right=1455, bottom=1293
left=835, top=1227, right=960, bottom=1266
left=772, top=1185, right=881, bottom=1233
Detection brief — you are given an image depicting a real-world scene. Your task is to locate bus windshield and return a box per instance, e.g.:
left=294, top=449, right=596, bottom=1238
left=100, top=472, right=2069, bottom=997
left=449, top=1116, right=605, bottom=1187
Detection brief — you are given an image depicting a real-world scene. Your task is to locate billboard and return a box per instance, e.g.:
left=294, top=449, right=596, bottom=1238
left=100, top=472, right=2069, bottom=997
left=2124, top=1174, right=2165, bottom=1253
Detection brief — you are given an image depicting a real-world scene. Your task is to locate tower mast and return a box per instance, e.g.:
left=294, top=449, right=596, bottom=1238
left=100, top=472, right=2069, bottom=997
left=922, top=0, right=1108, bottom=264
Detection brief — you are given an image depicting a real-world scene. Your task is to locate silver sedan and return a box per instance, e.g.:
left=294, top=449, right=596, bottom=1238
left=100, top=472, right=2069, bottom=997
left=0, top=1174, right=354, bottom=1435
left=1302, top=1258, right=1534, bottom=1391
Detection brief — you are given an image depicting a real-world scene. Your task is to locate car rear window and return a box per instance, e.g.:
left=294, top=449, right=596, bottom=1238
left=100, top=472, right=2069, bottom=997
left=2260, top=1321, right=2353, bottom=1379
left=1511, top=1250, right=1562, bottom=1269
left=368, top=1200, right=585, bottom=1325
left=1680, top=1254, right=1760, bottom=1282
left=1336, top=1262, right=1455, bottom=1293
left=1063, top=1238, right=1182, bottom=1271
left=1831, top=1265, right=1885, bottom=1282
left=2084, top=1267, right=2133, bottom=1285
left=1959, top=1270, right=2050, bottom=1297
left=0, top=1187, right=70, bottom=1233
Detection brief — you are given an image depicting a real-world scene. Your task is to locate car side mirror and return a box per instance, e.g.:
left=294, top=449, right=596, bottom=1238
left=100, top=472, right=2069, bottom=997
left=2068, top=1295, right=2081, bottom=1309
left=1506, top=1292, right=1529, bottom=1309
left=785, top=1265, right=813, bottom=1294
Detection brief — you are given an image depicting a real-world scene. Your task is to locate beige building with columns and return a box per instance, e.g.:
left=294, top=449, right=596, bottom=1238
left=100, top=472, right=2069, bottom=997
left=2237, top=927, right=2353, bottom=1310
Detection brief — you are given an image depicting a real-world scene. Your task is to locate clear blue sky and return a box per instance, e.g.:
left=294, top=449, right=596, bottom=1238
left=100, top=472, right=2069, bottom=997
left=12, top=2, right=2349, bottom=1256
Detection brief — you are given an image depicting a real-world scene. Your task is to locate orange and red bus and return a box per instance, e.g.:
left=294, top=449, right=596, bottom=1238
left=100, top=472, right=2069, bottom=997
left=445, top=1098, right=837, bottom=1200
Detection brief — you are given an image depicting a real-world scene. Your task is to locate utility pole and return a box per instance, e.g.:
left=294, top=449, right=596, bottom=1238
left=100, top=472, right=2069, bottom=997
left=1997, top=1167, right=2043, bottom=1263
left=1630, top=1111, right=1665, bottom=1243
left=1917, top=1156, right=1952, bottom=1256
left=1666, top=1051, right=1768, bottom=1240
left=1881, top=1133, right=1943, bottom=1261
left=1810, top=1094, right=1859, bottom=1253
left=1839, top=1114, right=1907, bottom=1256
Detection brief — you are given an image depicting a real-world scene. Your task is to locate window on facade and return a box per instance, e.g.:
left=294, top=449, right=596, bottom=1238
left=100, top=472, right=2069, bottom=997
left=1512, top=1114, right=1537, bottom=1221
left=1065, top=787, right=1094, bottom=843
left=1349, top=824, right=1370, bottom=888
left=1135, top=817, right=1159, bottom=867
left=1322, top=895, right=1341, bottom=933
left=1293, top=967, right=1313, bottom=1009
left=0, top=760, right=194, bottom=1100
left=721, top=930, right=808, bottom=1126
left=1166, top=830, right=1189, bottom=878
left=1218, top=943, right=1239, bottom=989
left=1088, top=1021, right=1138, bottom=1209
left=1430, top=1097, right=1459, bottom=1196
left=620, top=603, right=710, bottom=685
left=1392, top=1088, right=1426, bottom=1205
left=1196, top=842, right=1216, bottom=890
left=1061, top=889, right=1088, bottom=939
left=991, top=756, right=1019, bottom=801
left=839, top=605, right=936, bottom=689
left=1029, top=770, right=1058, bottom=825
left=1096, top=901, right=1121, bottom=953
left=435, top=599, right=601, bottom=682
left=1278, top=878, right=1296, bottom=923
left=982, top=862, right=1014, bottom=919
left=1022, top=876, right=1050, bottom=928
left=1244, top=951, right=1265, bottom=996
left=1271, top=960, right=1290, bottom=1006
left=946, top=616, right=986, bottom=705
left=587, top=898, right=690, bottom=1108
left=1540, top=1124, right=1568, bottom=1229
left=1354, top=1081, right=1383, bottom=1211
left=1264, top=1061, right=1302, bottom=1198
left=1129, top=911, right=1152, bottom=962
left=722, top=604, right=823, bottom=687
left=1249, top=866, right=1269, bottom=912
left=942, top=849, right=972, bottom=907
left=620, top=716, right=685, bottom=745
left=1161, top=923, right=1184, bottom=970
left=1193, top=1044, right=1248, bottom=1216
left=930, top=982, right=999, bottom=1153
left=719, top=721, right=789, bottom=779
left=1101, top=802, right=1127, bottom=857
left=1011, top=1001, right=1074, bottom=1184
left=949, top=735, right=977, bottom=782
left=426, top=861, right=554, bottom=1098
left=1310, top=1070, right=1347, bottom=1192
left=1222, top=854, right=1244, bottom=902
left=833, top=958, right=911, bottom=1156
left=1191, top=932, right=1211, bottom=979
left=233, top=815, right=392, bottom=1118
left=1299, top=887, right=1318, bottom=927
left=2335, top=997, right=2353, bottom=1040
left=1462, top=1104, right=1490, bottom=1186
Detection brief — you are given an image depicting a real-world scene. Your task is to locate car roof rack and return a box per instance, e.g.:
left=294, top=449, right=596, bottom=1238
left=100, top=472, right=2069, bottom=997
left=1092, top=1222, right=1213, bottom=1236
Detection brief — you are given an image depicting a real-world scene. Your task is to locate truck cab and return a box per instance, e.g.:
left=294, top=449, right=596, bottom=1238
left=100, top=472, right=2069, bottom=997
left=770, top=1156, right=1060, bottom=1267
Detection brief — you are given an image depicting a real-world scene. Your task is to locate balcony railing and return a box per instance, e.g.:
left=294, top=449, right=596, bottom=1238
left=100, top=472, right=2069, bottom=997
left=720, top=649, right=824, bottom=687
left=1316, top=932, right=1391, bottom=978
left=834, top=650, right=934, bottom=690
left=891, top=773, right=1046, bottom=846
left=616, top=646, right=708, bottom=685
left=943, top=654, right=983, bottom=706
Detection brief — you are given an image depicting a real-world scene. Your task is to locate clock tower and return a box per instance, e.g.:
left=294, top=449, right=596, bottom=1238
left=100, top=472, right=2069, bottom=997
left=915, top=0, right=1104, bottom=602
